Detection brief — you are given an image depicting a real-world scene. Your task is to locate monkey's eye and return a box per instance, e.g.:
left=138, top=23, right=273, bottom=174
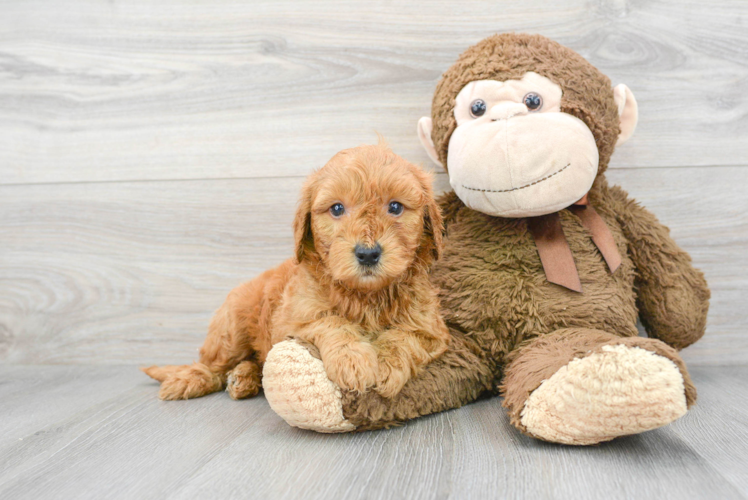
left=523, top=93, right=543, bottom=111
left=470, top=99, right=487, bottom=118
left=388, top=201, right=404, bottom=216
left=329, top=203, right=345, bottom=218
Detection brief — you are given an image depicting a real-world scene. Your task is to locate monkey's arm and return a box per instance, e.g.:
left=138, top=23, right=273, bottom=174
left=601, top=182, right=710, bottom=349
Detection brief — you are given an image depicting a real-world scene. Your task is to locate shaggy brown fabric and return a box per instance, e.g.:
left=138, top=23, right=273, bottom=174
left=336, top=33, right=709, bottom=437
left=601, top=180, right=711, bottom=349
left=500, top=328, right=697, bottom=436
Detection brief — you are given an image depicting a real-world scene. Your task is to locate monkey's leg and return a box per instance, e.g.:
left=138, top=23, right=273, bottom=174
left=500, top=328, right=696, bottom=445
left=262, top=330, right=494, bottom=433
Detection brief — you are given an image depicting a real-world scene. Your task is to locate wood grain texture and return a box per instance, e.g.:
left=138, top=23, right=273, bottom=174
left=0, top=367, right=262, bottom=500
left=671, top=366, right=748, bottom=494
left=1, top=167, right=745, bottom=365
left=0, top=365, right=747, bottom=500
left=1, top=0, right=747, bottom=185
left=0, top=365, right=141, bottom=451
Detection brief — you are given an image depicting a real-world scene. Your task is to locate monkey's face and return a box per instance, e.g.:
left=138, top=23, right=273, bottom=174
left=446, top=72, right=598, bottom=218
left=418, top=34, right=638, bottom=219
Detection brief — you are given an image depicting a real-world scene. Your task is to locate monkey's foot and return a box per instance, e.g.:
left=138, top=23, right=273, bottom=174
left=520, top=344, right=688, bottom=445
left=263, top=339, right=356, bottom=433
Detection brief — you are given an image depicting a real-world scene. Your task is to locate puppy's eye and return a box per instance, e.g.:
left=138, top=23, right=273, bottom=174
left=388, top=201, right=404, bottom=216
left=523, top=92, right=543, bottom=111
left=470, top=99, right=487, bottom=118
left=329, top=203, right=345, bottom=218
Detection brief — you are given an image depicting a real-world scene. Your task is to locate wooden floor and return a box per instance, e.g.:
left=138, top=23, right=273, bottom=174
left=2, top=0, right=748, bottom=498
left=0, top=365, right=746, bottom=500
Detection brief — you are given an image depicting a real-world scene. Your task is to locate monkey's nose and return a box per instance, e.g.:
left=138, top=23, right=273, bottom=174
left=354, top=243, right=382, bottom=267
left=490, top=102, right=528, bottom=121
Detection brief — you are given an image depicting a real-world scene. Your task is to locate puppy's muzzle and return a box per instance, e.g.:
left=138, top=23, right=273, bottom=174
left=354, top=243, right=382, bottom=267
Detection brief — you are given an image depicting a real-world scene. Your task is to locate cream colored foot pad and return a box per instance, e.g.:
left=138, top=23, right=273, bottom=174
left=263, top=340, right=356, bottom=433
left=520, top=344, right=687, bottom=445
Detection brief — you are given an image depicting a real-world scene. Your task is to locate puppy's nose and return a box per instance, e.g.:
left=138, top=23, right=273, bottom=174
left=354, top=243, right=382, bottom=267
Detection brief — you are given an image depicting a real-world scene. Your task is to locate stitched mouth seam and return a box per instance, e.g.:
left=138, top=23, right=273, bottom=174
left=461, top=163, right=571, bottom=193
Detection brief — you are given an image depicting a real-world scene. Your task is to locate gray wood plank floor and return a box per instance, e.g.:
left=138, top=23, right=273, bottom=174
left=0, top=365, right=746, bottom=500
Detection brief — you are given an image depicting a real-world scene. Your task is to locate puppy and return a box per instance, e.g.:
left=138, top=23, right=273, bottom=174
left=143, top=143, right=449, bottom=400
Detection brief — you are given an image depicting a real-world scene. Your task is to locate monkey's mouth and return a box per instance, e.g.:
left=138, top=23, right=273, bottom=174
left=460, top=163, right=571, bottom=194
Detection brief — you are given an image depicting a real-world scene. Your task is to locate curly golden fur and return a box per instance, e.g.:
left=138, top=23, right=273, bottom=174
left=143, top=144, right=449, bottom=400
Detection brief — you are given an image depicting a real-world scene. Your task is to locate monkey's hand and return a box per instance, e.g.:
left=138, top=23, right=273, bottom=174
left=603, top=182, right=710, bottom=349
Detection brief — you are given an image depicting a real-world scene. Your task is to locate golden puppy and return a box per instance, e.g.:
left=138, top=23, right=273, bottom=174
left=143, top=144, right=449, bottom=400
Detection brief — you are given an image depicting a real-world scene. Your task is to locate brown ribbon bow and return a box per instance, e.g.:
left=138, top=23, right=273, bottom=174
left=526, top=194, right=621, bottom=293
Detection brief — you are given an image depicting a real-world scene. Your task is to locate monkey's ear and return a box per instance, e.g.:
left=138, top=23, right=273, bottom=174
left=417, top=117, right=444, bottom=168
left=613, top=84, right=638, bottom=146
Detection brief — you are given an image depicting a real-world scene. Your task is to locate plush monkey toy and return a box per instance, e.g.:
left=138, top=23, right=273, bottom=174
left=261, top=33, right=710, bottom=445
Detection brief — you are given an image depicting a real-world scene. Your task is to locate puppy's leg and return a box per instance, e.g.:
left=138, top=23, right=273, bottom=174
left=373, top=325, right=450, bottom=398
left=141, top=296, right=248, bottom=400
left=322, top=339, right=379, bottom=394
left=143, top=265, right=283, bottom=400
left=142, top=362, right=223, bottom=400
left=295, top=318, right=379, bottom=394
left=226, top=360, right=263, bottom=400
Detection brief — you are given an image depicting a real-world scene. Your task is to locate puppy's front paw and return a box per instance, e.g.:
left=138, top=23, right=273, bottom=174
left=375, top=362, right=410, bottom=398
left=323, top=342, right=379, bottom=394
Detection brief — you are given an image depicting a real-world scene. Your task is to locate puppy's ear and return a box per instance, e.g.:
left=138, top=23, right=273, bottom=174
left=423, top=195, right=444, bottom=262
left=416, top=170, right=444, bottom=264
left=293, top=178, right=316, bottom=263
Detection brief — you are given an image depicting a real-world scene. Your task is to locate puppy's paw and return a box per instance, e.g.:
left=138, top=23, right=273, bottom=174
left=375, top=362, right=411, bottom=398
left=323, top=342, right=379, bottom=394
left=226, top=361, right=262, bottom=400
left=156, top=364, right=222, bottom=400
